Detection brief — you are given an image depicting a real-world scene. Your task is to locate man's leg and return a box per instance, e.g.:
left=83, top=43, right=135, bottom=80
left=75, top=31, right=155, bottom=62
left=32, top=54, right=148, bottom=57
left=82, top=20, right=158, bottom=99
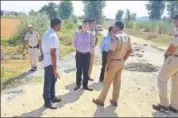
left=28, top=48, right=34, bottom=70
left=43, top=65, right=53, bottom=103
left=153, top=58, right=178, bottom=111
left=170, top=73, right=178, bottom=112
left=89, top=49, right=94, bottom=80
left=33, top=48, right=38, bottom=69
left=50, top=66, right=56, bottom=99
left=111, top=69, right=122, bottom=107
left=75, top=52, right=83, bottom=91
left=83, top=53, right=92, bottom=91
left=99, top=51, right=107, bottom=82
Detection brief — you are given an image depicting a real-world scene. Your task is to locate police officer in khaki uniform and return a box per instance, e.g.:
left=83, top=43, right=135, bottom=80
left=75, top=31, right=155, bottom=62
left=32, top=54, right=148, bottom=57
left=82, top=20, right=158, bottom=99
left=153, top=15, right=178, bottom=113
left=93, top=21, right=132, bottom=107
left=88, top=18, right=98, bottom=81
left=24, top=24, right=40, bottom=71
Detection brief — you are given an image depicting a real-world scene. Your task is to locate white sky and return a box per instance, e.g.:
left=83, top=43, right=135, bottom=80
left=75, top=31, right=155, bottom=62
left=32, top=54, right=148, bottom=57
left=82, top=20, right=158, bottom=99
left=1, top=1, right=168, bottom=19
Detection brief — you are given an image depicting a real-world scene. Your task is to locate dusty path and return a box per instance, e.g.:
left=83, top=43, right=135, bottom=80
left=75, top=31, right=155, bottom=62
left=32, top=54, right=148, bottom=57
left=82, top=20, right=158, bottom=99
left=1, top=31, right=178, bottom=117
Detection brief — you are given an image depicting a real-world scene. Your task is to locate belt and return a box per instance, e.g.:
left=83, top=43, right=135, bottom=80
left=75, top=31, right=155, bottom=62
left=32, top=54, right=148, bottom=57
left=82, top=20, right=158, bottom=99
left=169, top=55, right=178, bottom=57
left=76, top=51, right=90, bottom=54
left=111, top=58, right=123, bottom=61
left=29, top=44, right=39, bottom=48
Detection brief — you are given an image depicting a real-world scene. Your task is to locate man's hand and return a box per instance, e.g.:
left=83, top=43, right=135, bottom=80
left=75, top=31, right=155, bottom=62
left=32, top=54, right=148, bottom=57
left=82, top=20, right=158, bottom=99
left=38, top=55, right=44, bottom=62
left=53, top=69, right=60, bottom=79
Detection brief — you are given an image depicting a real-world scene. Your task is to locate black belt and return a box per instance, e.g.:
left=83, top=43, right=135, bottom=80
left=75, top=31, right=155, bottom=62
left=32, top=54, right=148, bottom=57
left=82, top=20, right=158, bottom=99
left=174, top=55, right=178, bottom=57
left=76, top=51, right=90, bottom=54
left=111, top=58, right=123, bottom=61
left=29, top=44, right=39, bottom=48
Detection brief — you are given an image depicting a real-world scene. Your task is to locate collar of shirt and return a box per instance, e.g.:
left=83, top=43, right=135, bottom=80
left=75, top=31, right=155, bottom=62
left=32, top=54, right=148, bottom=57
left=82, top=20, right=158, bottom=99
left=48, top=28, right=56, bottom=33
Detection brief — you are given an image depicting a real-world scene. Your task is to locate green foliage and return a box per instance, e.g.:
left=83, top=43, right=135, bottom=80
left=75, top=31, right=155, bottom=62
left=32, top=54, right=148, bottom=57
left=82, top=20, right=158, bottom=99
left=39, top=2, right=57, bottom=19
left=125, top=9, right=136, bottom=21
left=167, top=1, right=178, bottom=19
left=146, top=0, right=165, bottom=20
left=125, top=21, right=135, bottom=29
left=83, top=1, right=105, bottom=24
left=115, top=10, right=124, bottom=21
left=58, top=1, right=73, bottom=20
left=7, top=13, right=49, bottom=46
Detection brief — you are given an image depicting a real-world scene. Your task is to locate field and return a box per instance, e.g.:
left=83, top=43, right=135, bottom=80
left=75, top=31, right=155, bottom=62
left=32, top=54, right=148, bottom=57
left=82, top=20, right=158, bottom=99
left=1, top=18, right=21, bottom=39
left=1, top=16, right=78, bottom=88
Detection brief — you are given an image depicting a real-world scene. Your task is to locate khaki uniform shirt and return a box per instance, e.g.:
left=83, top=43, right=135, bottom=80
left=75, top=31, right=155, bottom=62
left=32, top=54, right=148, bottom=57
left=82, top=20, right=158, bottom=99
left=110, top=31, right=132, bottom=59
left=171, top=28, right=178, bottom=55
left=25, top=31, right=40, bottom=47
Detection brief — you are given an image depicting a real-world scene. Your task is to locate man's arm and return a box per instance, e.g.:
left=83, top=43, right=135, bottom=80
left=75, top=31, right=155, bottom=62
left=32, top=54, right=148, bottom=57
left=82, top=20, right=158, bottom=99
left=164, top=44, right=177, bottom=57
left=72, top=32, right=77, bottom=49
left=50, top=36, right=60, bottom=79
left=100, top=37, right=105, bottom=52
left=124, top=37, right=132, bottom=61
left=22, top=33, right=28, bottom=52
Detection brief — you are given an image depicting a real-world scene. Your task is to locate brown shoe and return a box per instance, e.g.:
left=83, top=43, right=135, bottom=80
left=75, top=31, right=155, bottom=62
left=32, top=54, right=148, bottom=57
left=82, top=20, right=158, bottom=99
left=110, top=100, right=118, bottom=107
left=93, top=98, right=104, bottom=106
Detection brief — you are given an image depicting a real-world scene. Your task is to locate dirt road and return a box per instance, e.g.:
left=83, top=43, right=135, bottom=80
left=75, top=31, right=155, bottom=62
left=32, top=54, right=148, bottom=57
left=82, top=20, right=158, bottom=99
left=1, top=31, right=178, bottom=117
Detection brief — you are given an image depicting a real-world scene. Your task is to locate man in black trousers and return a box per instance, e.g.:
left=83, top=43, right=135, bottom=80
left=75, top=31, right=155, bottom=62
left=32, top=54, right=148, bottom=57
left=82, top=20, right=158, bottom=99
left=73, top=19, right=95, bottom=91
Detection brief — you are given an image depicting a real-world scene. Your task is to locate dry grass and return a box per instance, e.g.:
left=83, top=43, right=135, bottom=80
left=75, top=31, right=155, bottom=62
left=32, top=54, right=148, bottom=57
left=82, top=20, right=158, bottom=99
left=1, top=18, right=21, bottom=39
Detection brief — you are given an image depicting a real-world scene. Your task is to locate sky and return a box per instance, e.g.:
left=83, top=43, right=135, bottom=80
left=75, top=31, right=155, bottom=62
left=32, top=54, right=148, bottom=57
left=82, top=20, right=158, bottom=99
left=1, top=1, right=168, bottom=19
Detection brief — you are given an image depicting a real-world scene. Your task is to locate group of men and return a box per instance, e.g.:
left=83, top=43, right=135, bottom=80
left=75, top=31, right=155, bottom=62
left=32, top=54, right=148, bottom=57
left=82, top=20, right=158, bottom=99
left=23, top=15, right=178, bottom=113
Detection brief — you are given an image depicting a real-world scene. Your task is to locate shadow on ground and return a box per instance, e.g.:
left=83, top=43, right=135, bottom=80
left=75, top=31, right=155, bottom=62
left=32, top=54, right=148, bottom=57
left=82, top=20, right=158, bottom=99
left=124, top=62, right=159, bottom=72
left=152, top=111, right=178, bottom=117
left=94, top=105, right=119, bottom=117
left=16, top=83, right=84, bottom=117
left=2, top=70, right=35, bottom=89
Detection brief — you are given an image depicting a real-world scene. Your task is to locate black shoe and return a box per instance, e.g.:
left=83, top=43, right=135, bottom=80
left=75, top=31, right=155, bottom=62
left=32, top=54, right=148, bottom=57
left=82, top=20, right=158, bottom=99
left=169, top=106, right=178, bottom=113
left=110, top=100, right=118, bottom=107
left=30, top=68, right=35, bottom=71
left=153, top=104, right=169, bottom=112
left=83, top=87, right=93, bottom=91
left=44, top=102, right=57, bottom=109
left=74, top=86, right=81, bottom=91
left=89, top=78, right=94, bottom=81
left=34, top=67, right=37, bottom=71
left=51, top=97, right=61, bottom=103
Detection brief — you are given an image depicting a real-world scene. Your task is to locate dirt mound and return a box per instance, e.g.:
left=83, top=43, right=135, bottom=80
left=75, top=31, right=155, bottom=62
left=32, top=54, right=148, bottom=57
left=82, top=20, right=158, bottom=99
left=1, top=18, right=21, bottom=39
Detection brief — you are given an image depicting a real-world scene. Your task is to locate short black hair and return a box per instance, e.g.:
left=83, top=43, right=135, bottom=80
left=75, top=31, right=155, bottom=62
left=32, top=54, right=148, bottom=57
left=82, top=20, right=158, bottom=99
left=82, top=19, right=89, bottom=23
left=89, top=18, right=96, bottom=23
left=173, top=15, right=178, bottom=20
left=50, top=18, right=61, bottom=28
left=115, top=21, right=124, bottom=30
left=108, top=26, right=114, bottom=33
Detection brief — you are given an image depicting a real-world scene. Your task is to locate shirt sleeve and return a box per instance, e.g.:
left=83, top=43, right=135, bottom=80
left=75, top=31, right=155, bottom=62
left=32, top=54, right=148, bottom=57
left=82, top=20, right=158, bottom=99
left=109, top=35, right=117, bottom=51
left=50, top=35, right=58, bottom=49
left=171, top=34, right=178, bottom=47
left=100, top=37, right=105, bottom=51
left=73, top=32, right=77, bottom=48
left=36, top=32, right=40, bottom=40
left=128, top=37, right=132, bottom=50
left=91, top=33, right=95, bottom=48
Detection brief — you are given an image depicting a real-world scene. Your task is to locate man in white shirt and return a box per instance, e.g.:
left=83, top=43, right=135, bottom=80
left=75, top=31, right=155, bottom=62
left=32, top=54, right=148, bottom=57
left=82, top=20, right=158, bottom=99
left=40, top=18, right=61, bottom=109
left=24, top=24, right=40, bottom=71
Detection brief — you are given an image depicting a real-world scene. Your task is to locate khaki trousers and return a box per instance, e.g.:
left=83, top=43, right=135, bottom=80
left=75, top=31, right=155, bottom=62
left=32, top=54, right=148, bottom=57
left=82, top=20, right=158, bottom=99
left=28, top=48, right=38, bottom=68
left=97, top=60, right=124, bottom=103
left=158, top=56, right=178, bottom=110
left=89, top=49, right=95, bottom=77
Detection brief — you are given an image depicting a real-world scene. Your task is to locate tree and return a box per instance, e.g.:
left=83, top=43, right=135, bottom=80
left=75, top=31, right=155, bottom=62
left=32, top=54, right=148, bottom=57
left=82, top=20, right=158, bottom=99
left=115, top=10, right=124, bottom=21
left=1, top=10, right=3, bottom=16
left=83, top=1, right=105, bottom=24
left=58, top=1, right=73, bottom=20
left=167, top=1, right=178, bottom=19
left=29, top=9, right=37, bottom=15
left=146, top=0, right=165, bottom=20
left=39, top=2, right=57, bottom=19
left=125, top=9, right=136, bottom=21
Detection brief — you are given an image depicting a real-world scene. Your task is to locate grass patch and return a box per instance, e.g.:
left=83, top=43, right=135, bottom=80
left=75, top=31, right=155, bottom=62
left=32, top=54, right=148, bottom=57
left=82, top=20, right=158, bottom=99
left=125, top=29, right=170, bottom=46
